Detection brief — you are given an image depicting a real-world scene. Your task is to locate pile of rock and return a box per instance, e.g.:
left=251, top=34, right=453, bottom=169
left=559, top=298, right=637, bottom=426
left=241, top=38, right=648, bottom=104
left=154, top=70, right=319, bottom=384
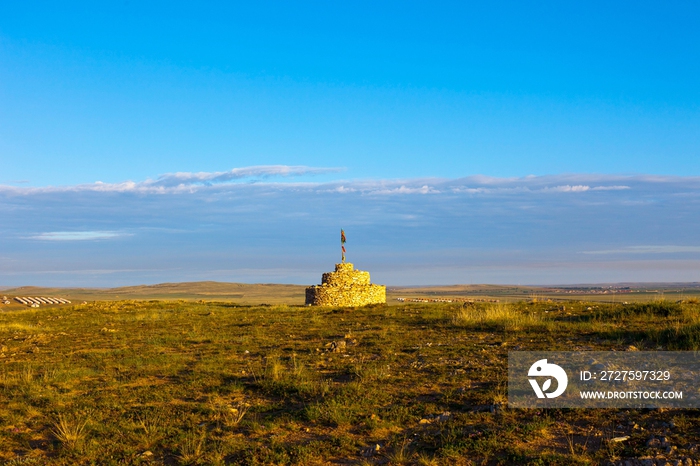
left=306, top=263, right=385, bottom=306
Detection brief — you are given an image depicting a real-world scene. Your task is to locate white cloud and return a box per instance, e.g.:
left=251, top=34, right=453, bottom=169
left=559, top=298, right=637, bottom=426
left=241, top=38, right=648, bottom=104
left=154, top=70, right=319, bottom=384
left=0, top=170, right=697, bottom=197
left=0, top=165, right=344, bottom=195
left=541, top=185, right=590, bottom=192
left=29, top=231, right=127, bottom=241
left=450, top=187, right=492, bottom=194
left=591, top=185, right=630, bottom=191
left=539, top=184, right=629, bottom=193
left=368, top=185, right=440, bottom=195
left=148, top=165, right=344, bottom=188
left=329, top=185, right=357, bottom=193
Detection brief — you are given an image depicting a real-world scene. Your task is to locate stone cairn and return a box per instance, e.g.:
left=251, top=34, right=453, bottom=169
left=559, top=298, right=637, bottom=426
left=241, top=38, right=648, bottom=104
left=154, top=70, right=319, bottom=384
left=305, top=262, right=386, bottom=306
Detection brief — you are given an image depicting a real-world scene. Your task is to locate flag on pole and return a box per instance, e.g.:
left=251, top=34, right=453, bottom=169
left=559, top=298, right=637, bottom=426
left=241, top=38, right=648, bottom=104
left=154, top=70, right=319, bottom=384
left=341, top=229, right=346, bottom=262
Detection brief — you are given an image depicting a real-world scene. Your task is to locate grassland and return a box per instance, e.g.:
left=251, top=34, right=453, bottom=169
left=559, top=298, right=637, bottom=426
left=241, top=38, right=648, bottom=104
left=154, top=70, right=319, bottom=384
left=5, top=281, right=700, bottom=308
left=1, top=299, right=700, bottom=465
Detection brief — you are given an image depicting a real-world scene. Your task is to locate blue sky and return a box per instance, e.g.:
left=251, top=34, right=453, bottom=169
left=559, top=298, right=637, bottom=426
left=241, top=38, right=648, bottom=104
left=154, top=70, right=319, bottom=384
left=1, top=2, right=699, bottom=286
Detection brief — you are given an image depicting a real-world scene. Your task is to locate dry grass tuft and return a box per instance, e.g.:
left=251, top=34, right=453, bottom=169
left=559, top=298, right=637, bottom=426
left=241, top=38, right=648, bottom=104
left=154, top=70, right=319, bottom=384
left=224, top=402, right=248, bottom=426
left=452, top=303, right=542, bottom=330
left=176, top=430, right=205, bottom=464
left=51, top=414, right=88, bottom=451
left=265, top=355, right=285, bottom=381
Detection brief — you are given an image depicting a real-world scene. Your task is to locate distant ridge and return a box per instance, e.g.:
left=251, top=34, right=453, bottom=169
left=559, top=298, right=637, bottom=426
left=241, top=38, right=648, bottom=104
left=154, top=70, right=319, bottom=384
left=3, top=281, right=700, bottom=305
left=3, top=281, right=307, bottom=305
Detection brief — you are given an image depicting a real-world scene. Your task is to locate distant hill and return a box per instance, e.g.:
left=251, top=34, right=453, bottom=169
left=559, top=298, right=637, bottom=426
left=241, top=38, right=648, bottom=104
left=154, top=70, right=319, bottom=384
left=3, top=281, right=307, bottom=305
left=3, top=281, right=700, bottom=306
